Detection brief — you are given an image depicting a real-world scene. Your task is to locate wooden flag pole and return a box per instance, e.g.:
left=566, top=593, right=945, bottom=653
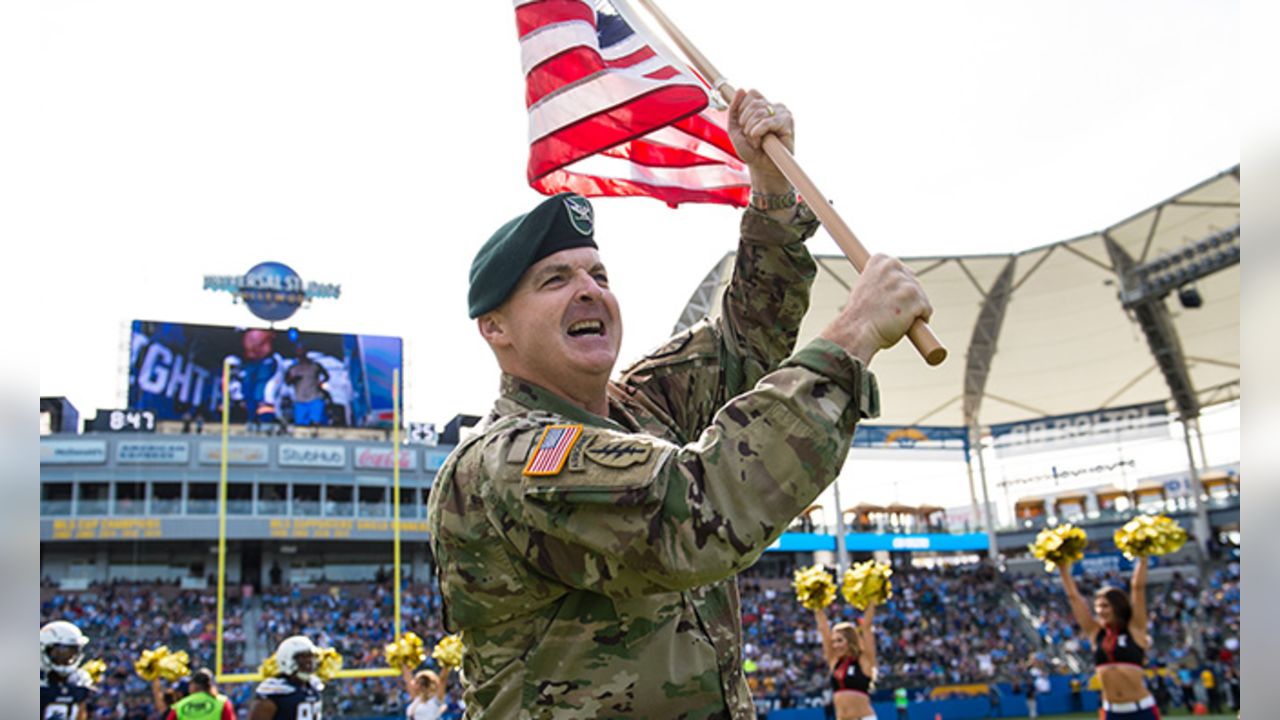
left=630, top=0, right=947, bottom=366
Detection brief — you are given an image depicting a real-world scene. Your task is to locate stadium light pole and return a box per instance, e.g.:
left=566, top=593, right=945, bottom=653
left=963, top=446, right=982, bottom=536
left=970, top=425, right=1000, bottom=561
left=1180, top=419, right=1213, bottom=555
left=832, top=480, right=849, bottom=574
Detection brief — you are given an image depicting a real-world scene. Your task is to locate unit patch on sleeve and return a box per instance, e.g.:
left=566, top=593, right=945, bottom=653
left=584, top=440, right=652, bottom=468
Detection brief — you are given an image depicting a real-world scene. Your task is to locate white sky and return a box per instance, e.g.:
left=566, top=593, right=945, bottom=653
left=37, top=1, right=1239, bottom=440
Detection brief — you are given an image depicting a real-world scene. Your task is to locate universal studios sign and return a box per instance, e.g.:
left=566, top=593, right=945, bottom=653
left=203, top=261, right=341, bottom=322
left=990, top=401, right=1169, bottom=457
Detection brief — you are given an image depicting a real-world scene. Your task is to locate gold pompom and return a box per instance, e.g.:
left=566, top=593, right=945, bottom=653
left=81, top=659, right=107, bottom=685
left=385, top=631, right=427, bottom=670
left=1029, top=523, right=1089, bottom=571
left=431, top=634, right=464, bottom=669
left=316, top=647, right=343, bottom=681
left=257, top=655, right=280, bottom=679
left=841, top=560, right=893, bottom=610
left=792, top=564, right=837, bottom=611
left=1114, top=514, right=1187, bottom=559
left=134, top=646, right=170, bottom=681
left=156, top=650, right=190, bottom=681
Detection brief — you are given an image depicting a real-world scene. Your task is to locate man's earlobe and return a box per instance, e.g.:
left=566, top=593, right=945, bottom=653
left=478, top=315, right=506, bottom=345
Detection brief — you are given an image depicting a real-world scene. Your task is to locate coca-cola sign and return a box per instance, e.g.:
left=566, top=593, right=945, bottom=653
left=354, top=446, right=418, bottom=471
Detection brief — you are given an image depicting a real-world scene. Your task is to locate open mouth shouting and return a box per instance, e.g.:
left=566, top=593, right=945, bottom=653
left=567, top=319, right=606, bottom=337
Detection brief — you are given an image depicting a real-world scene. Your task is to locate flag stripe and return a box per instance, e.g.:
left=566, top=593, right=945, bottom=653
left=520, top=20, right=598, bottom=77
left=600, top=140, right=724, bottom=169
left=672, top=112, right=740, bottom=160
left=569, top=153, right=749, bottom=188
left=528, top=87, right=707, bottom=179
left=533, top=171, right=749, bottom=206
left=641, top=65, right=680, bottom=80
left=528, top=72, right=704, bottom=144
left=525, top=46, right=605, bottom=108
left=637, top=122, right=741, bottom=166
left=515, top=0, right=594, bottom=38
left=604, top=45, right=656, bottom=69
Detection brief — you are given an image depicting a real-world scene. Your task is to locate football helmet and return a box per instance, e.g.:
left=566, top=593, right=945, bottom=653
left=274, top=635, right=318, bottom=680
left=40, top=620, right=88, bottom=675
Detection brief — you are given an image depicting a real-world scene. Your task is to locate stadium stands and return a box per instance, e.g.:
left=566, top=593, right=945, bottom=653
left=41, top=549, right=1240, bottom=719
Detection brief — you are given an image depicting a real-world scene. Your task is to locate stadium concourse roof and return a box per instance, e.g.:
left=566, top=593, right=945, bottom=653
left=675, top=166, right=1239, bottom=428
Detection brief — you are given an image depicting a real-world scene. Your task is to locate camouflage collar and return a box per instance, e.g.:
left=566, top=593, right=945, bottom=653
left=497, top=373, right=631, bottom=432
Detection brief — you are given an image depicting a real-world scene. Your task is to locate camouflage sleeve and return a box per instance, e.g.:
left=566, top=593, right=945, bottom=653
left=489, top=339, right=877, bottom=597
left=619, top=206, right=820, bottom=441
left=719, top=205, right=822, bottom=384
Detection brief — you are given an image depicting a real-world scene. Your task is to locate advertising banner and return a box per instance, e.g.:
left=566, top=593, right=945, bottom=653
left=767, top=532, right=989, bottom=553
left=852, top=425, right=969, bottom=451
left=40, top=440, right=108, bottom=465
left=1072, top=552, right=1160, bottom=576
left=197, top=442, right=270, bottom=466
left=115, top=440, right=190, bottom=465
left=354, top=446, right=418, bottom=471
left=43, top=517, right=432, bottom=542
left=129, top=320, right=402, bottom=428
left=278, top=443, right=347, bottom=469
left=990, top=402, right=1169, bottom=457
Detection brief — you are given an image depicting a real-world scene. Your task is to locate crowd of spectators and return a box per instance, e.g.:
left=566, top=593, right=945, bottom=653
left=41, top=556, right=1241, bottom=719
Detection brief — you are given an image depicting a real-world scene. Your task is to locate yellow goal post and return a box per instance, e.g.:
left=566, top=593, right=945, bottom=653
left=213, top=362, right=406, bottom=683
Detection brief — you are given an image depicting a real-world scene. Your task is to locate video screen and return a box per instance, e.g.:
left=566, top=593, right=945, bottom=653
left=129, top=320, right=402, bottom=428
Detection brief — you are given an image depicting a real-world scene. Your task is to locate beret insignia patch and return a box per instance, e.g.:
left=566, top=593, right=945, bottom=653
left=564, top=195, right=594, bottom=236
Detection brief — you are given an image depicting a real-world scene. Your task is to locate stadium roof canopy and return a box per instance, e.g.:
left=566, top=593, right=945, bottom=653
left=676, top=166, right=1239, bottom=428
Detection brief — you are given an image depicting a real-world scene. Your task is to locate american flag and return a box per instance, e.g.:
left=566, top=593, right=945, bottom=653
left=523, top=424, right=583, bottom=476
left=514, top=0, right=750, bottom=207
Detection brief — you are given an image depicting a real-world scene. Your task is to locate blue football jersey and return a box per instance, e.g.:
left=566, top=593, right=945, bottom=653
left=40, top=669, right=91, bottom=720
left=255, top=675, right=324, bottom=720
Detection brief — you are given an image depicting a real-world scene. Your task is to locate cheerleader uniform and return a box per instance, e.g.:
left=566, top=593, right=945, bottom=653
left=831, top=655, right=876, bottom=720
left=1095, top=625, right=1159, bottom=719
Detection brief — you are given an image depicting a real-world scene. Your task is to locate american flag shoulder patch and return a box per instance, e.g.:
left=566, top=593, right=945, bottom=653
left=523, top=424, right=584, bottom=477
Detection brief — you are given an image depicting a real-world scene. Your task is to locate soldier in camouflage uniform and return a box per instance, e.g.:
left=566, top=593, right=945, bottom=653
left=427, top=88, right=933, bottom=719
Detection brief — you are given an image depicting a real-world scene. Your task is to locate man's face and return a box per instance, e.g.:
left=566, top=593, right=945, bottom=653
left=293, top=650, right=315, bottom=675
left=243, top=329, right=274, bottom=361
left=46, top=645, right=78, bottom=666
left=489, top=247, right=622, bottom=386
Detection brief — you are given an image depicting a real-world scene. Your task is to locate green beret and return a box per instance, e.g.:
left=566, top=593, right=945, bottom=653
left=468, top=192, right=599, bottom=318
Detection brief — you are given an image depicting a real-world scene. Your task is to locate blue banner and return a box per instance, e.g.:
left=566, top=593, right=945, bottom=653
left=1071, top=551, right=1160, bottom=576
left=767, top=532, right=989, bottom=553
left=852, top=425, right=969, bottom=450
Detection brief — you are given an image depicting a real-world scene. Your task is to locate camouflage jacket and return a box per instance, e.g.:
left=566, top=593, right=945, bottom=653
left=427, top=206, right=880, bottom=719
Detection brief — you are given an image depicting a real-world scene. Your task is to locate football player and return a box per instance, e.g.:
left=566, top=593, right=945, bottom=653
left=40, top=621, right=92, bottom=720
left=249, top=636, right=324, bottom=720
